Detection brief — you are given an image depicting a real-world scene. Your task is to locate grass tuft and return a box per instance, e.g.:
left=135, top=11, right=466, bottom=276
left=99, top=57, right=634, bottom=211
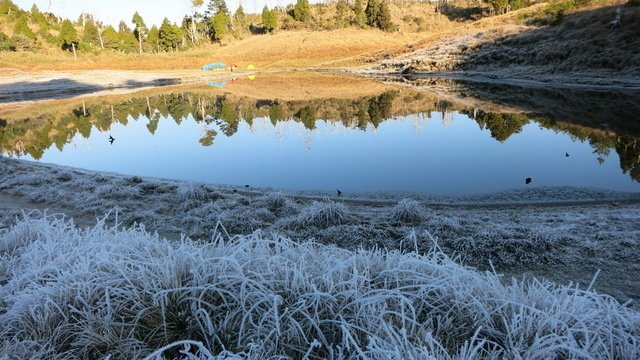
left=0, top=213, right=639, bottom=359
left=390, top=198, right=427, bottom=224
left=295, top=199, right=352, bottom=228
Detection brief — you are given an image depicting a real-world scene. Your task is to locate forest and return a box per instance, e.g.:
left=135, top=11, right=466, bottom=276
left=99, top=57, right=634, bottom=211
left=0, top=0, right=532, bottom=56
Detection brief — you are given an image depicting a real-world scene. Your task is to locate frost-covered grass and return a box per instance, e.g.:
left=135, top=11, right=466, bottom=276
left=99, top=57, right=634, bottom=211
left=390, top=198, right=427, bottom=224
left=0, top=213, right=639, bottom=359
left=293, top=199, right=353, bottom=228
left=1, top=157, right=640, bottom=303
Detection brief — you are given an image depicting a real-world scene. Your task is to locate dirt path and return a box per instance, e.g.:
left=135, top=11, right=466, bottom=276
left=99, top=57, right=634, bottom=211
left=0, top=70, right=261, bottom=106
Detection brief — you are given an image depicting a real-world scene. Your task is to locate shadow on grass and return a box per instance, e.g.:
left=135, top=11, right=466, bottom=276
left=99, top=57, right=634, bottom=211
left=457, top=4, right=640, bottom=74
left=0, top=78, right=181, bottom=103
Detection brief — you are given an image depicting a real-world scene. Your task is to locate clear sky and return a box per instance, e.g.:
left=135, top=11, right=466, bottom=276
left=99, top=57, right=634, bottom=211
left=13, top=0, right=316, bottom=28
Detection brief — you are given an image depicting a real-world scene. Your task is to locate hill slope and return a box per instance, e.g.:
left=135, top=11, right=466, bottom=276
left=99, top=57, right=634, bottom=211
left=368, top=1, right=640, bottom=86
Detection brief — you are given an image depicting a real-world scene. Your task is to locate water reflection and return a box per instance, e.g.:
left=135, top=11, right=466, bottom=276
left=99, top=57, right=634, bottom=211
left=1, top=78, right=639, bottom=192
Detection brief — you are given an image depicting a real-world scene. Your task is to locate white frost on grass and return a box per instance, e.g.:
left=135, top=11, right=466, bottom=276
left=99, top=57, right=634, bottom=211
left=0, top=213, right=639, bottom=359
left=293, top=199, right=353, bottom=228
left=390, top=198, right=427, bottom=224
left=1, top=157, right=640, bottom=303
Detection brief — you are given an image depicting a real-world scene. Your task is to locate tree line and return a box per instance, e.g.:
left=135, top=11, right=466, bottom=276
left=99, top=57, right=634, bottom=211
left=0, top=0, right=398, bottom=57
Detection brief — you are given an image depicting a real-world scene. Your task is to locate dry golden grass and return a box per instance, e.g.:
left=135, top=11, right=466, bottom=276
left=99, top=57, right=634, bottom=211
left=217, top=72, right=396, bottom=100
left=322, top=4, right=549, bottom=68
left=0, top=29, right=420, bottom=72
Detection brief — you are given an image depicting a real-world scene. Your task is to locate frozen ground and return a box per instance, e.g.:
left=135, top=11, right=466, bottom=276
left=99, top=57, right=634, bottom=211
left=1, top=157, right=639, bottom=305
left=1, top=157, right=640, bottom=358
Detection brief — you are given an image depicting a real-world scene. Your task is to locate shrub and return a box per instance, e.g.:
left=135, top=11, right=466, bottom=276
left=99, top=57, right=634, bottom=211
left=10, top=34, right=35, bottom=51
left=0, top=31, right=13, bottom=51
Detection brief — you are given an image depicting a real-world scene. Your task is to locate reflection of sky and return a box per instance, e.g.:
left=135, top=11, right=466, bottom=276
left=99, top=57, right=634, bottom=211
left=23, top=112, right=640, bottom=195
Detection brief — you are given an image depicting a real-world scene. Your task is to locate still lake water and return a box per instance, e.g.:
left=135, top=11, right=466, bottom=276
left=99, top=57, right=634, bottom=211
left=2, top=75, right=639, bottom=195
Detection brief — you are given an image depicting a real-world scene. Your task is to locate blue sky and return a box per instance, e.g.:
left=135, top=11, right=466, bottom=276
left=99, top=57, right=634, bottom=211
left=13, top=0, right=314, bottom=27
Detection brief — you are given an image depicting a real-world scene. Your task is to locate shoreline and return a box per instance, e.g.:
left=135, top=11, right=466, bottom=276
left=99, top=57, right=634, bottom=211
left=347, top=70, right=640, bottom=93
left=2, top=68, right=640, bottom=109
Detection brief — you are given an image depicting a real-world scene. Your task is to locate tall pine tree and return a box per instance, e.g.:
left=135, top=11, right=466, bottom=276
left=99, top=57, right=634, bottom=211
left=159, top=18, right=181, bottom=51
left=82, top=20, right=100, bottom=47
left=262, top=5, right=278, bottom=32
left=233, top=5, right=246, bottom=30
left=205, top=0, right=228, bottom=19
left=365, top=0, right=394, bottom=31
left=146, top=25, right=160, bottom=53
left=293, top=0, right=311, bottom=22
left=209, top=11, right=228, bottom=42
left=59, top=19, right=78, bottom=59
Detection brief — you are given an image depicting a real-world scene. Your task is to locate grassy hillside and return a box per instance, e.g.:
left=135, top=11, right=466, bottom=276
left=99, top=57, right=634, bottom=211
left=374, top=0, right=640, bottom=82
left=463, top=1, right=640, bottom=76
left=0, top=0, right=463, bottom=71
left=0, top=28, right=421, bottom=71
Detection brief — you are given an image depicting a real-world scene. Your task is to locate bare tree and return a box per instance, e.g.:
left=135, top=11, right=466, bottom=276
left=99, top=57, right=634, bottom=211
left=186, top=0, right=204, bottom=44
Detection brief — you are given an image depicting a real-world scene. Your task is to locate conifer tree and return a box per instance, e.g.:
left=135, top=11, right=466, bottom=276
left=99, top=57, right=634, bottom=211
left=30, top=4, right=49, bottom=29
left=205, top=0, right=228, bottom=19
left=82, top=20, right=100, bottom=46
left=365, top=0, right=394, bottom=31
left=293, top=0, right=311, bottom=22
left=59, top=19, right=78, bottom=59
left=353, top=0, right=366, bottom=27
left=233, top=4, right=247, bottom=30
left=146, top=25, right=160, bottom=53
left=14, top=14, right=35, bottom=39
left=159, top=18, right=181, bottom=51
left=262, top=5, right=278, bottom=32
left=210, top=11, right=228, bottom=42
left=101, top=26, right=119, bottom=48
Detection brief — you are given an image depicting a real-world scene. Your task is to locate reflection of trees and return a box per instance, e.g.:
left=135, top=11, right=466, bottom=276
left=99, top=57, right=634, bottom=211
left=367, top=91, right=397, bottom=128
left=215, top=97, right=240, bottom=136
left=464, top=109, right=640, bottom=182
left=435, top=100, right=454, bottom=125
left=617, top=137, right=640, bottom=181
left=199, top=129, right=218, bottom=147
left=296, top=107, right=317, bottom=130
left=2, top=88, right=639, bottom=183
left=269, top=103, right=286, bottom=126
left=467, top=111, right=529, bottom=142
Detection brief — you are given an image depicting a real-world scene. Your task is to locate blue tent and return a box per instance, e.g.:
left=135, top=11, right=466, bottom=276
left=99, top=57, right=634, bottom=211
left=202, top=62, right=227, bottom=71
left=208, top=81, right=229, bottom=87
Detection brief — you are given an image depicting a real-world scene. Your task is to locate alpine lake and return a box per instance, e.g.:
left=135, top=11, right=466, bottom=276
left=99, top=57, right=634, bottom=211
left=2, top=73, right=639, bottom=196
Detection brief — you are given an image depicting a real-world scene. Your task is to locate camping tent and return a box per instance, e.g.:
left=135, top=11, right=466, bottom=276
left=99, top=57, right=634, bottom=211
left=246, top=64, right=255, bottom=70
left=208, top=81, right=229, bottom=87
left=202, top=62, right=226, bottom=71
